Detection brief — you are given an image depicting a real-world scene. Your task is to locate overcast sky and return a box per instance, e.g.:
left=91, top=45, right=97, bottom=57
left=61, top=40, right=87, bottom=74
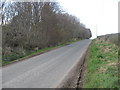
left=58, top=0, right=119, bottom=38
left=3, top=0, right=119, bottom=38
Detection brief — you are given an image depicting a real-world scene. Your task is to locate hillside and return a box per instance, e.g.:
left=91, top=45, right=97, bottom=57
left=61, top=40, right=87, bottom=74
left=97, top=33, right=119, bottom=46
left=83, top=34, right=119, bottom=88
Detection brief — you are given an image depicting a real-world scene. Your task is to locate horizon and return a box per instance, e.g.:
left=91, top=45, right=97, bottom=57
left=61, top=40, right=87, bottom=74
left=58, top=0, right=119, bottom=39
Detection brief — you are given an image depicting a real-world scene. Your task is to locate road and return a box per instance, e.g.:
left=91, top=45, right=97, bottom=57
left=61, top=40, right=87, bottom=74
left=2, top=39, right=91, bottom=88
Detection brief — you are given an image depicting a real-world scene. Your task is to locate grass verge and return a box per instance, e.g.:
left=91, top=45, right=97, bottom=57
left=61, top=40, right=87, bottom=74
left=2, top=39, right=81, bottom=66
left=83, top=39, right=119, bottom=88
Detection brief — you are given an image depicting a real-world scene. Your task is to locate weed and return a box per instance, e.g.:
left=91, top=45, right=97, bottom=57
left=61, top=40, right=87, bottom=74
left=83, top=40, right=119, bottom=88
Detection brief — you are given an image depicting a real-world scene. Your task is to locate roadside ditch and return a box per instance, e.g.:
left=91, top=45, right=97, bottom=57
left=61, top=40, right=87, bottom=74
left=56, top=42, right=92, bottom=89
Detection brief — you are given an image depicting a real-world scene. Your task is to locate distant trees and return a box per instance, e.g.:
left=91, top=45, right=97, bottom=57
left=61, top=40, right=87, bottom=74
left=2, top=2, right=92, bottom=56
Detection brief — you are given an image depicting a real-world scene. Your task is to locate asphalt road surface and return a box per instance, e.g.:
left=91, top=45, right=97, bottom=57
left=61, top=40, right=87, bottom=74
left=2, top=39, right=91, bottom=88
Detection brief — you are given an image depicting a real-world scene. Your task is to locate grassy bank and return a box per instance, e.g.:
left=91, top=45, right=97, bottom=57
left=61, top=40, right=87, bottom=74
left=97, top=33, right=118, bottom=46
left=2, top=39, right=81, bottom=66
left=83, top=39, right=119, bottom=88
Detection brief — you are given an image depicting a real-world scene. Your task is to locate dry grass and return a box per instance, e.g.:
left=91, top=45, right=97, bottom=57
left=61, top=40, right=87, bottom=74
left=83, top=39, right=119, bottom=88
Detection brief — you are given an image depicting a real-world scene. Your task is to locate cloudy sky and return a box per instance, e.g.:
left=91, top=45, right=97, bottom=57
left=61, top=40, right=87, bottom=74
left=3, top=0, right=119, bottom=38
left=58, top=0, right=119, bottom=38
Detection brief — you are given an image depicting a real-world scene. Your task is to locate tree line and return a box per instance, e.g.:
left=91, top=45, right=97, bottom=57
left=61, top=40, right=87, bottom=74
left=2, top=1, right=92, bottom=57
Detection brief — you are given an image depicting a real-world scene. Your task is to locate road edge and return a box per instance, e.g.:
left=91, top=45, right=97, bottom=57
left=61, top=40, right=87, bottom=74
left=56, top=41, right=92, bottom=88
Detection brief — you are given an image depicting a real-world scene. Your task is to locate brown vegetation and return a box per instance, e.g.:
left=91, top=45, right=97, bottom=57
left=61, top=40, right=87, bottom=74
left=97, top=33, right=119, bottom=46
left=2, top=2, right=92, bottom=61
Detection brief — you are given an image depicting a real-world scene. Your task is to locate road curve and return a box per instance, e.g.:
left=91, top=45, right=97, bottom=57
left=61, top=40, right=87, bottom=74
left=2, top=39, right=91, bottom=88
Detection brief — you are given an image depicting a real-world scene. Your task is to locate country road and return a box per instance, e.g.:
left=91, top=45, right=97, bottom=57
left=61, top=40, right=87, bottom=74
left=2, top=39, right=91, bottom=88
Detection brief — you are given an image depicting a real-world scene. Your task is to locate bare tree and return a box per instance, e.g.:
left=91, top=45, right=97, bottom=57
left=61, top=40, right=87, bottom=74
left=2, top=1, right=92, bottom=61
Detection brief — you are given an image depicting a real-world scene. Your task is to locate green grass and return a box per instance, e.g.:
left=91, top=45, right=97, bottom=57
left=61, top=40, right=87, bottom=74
left=83, top=39, right=119, bottom=88
left=2, top=39, right=81, bottom=66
